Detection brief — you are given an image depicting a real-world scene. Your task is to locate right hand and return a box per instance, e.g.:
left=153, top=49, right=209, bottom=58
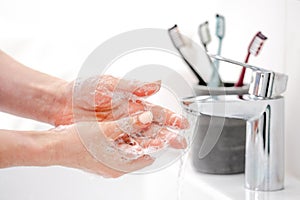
left=53, top=111, right=188, bottom=178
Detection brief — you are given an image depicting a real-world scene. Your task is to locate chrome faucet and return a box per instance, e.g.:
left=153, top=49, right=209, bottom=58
left=182, top=55, right=288, bottom=191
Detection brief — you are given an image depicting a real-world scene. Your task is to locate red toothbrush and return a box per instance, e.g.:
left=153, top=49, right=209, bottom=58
left=235, top=32, right=268, bottom=87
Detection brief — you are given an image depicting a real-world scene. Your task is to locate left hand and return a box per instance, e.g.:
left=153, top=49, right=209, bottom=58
left=54, top=75, right=160, bottom=125
left=54, top=75, right=189, bottom=130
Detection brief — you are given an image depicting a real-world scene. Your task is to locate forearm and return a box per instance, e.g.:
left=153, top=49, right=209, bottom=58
left=0, top=126, right=125, bottom=177
left=0, top=50, right=68, bottom=125
left=0, top=129, right=62, bottom=168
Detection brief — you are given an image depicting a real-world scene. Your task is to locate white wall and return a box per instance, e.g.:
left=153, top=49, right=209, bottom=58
left=0, top=0, right=286, bottom=72
left=0, top=0, right=287, bottom=124
left=285, top=0, right=300, bottom=180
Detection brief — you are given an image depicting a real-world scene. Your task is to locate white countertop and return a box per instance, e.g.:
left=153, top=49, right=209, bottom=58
left=182, top=159, right=300, bottom=200
left=186, top=166, right=300, bottom=199
left=144, top=157, right=300, bottom=200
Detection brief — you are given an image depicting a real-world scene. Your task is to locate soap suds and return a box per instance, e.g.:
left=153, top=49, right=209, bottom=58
left=138, top=111, right=153, bottom=124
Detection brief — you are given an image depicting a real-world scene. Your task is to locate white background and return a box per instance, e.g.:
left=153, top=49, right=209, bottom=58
left=0, top=0, right=300, bottom=199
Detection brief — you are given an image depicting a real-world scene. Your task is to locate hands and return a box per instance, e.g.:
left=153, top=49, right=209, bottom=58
left=51, top=75, right=189, bottom=177
left=0, top=51, right=189, bottom=177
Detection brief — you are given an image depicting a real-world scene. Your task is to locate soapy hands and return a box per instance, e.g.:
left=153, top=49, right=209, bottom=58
left=53, top=75, right=189, bottom=177
left=55, top=111, right=187, bottom=177
left=0, top=50, right=189, bottom=178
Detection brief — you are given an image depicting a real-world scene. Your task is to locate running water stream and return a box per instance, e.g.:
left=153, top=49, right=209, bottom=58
left=177, top=152, right=190, bottom=200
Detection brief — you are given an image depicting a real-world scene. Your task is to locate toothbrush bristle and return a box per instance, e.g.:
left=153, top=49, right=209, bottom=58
left=216, top=14, right=225, bottom=38
left=249, top=32, right=268, bottom=56
left=257, top=32, right=268, bottom=40
left=168, top=24, right=185, bottom=49
left=198, top=21, right=211, bottom=45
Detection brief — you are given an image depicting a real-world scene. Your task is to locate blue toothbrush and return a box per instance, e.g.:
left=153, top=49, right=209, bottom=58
left=208, top=14, right=225, bottom=87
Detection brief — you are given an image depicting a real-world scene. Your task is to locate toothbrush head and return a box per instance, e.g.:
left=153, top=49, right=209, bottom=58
left=168, top=24, right=185, bottom=49
left=248, top=31, right=268, bottom=56
left=198, top=21, right=212, bottom=47
left=168, top=24, right=207, bottom=85
left=215, top=14, right=225, bottom=39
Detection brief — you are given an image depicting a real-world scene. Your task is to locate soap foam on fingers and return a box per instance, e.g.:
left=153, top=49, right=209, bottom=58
left=138, top=111, right=153, bottom=124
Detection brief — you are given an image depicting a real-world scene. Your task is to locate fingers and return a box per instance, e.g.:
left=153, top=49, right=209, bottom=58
left=102, top=111, right=153, bottom=139
left=99, top=140, right=154, bottom=173
left=114, top=133, right=144, bottom=158
left=93, top=76, right=161, bottom=116
left=114, top=99, right=189, bottom=129
left=132, top=81, right=161, bottom=97
left=93, top=76, right=188, bottom=131
left=146, top=104, right=189, bottom=129
left=160, top=129, right=187, bottom=149
left=135, top=125, right=187, bottom=150
left=108, top=75, right=161, bottom=97
left=108, top=100, right=190, bottom=130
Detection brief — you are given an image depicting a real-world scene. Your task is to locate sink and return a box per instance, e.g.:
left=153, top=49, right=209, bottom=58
left=1, top=155, right=300, bottom=200
left=142, top=157, right=300, bottom=200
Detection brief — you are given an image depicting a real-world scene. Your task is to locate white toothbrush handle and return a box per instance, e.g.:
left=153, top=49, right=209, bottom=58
left=208, top=38, right=223, bottom=87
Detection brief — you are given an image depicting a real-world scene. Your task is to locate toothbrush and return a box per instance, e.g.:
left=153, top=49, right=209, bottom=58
left=198, top=21, right=211, bottom=51
left=234, top=31, right=268, bottom=87
left=208, top=14, right=225, bottom=87
left=168, top=24, right=207, bottom=86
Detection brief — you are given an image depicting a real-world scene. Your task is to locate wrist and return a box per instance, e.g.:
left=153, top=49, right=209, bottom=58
left=27, top=128, right=72, bottom=167
left=47, top=80, right=72, bottom=126
left=33, top=130, right=64, bottom=166
left=14, top=128, right=77, bottom=167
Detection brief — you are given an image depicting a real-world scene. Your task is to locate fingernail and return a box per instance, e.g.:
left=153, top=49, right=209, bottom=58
left=138, top=111, right=153, bottom=124
left=151, top=80, right=161, bottom=93
left=134, top=80, right=161, bottom=96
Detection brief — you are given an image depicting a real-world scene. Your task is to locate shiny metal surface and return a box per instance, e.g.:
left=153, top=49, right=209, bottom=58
left=208, top=54, right=288, bottom=98
left=182, top=94, right=285, bottom=191
left=181, top=48, right=288, bottom=191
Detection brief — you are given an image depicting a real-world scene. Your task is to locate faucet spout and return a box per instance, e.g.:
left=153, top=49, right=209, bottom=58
left=182, top=94, right=285, bottom=191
